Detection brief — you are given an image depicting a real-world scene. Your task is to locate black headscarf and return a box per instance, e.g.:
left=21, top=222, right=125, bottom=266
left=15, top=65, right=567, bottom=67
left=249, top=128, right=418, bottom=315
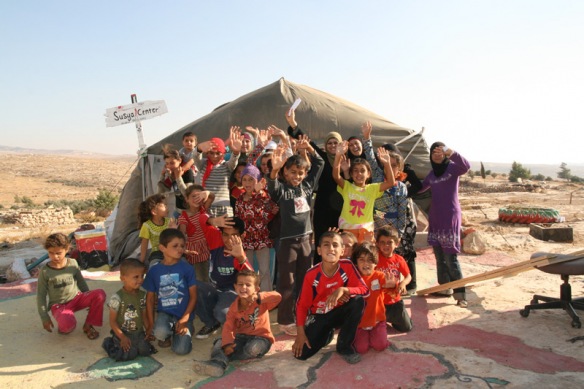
left=430, top=142, right=450, bottom=177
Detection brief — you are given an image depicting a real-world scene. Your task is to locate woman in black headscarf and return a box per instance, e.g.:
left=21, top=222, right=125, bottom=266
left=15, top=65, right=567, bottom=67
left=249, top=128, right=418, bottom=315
left=421, top=141, right=471, bottom=307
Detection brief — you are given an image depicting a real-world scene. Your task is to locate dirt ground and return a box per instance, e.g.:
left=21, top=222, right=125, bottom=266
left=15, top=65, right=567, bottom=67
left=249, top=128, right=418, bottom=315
left=0, top=153, right=583, bottom=388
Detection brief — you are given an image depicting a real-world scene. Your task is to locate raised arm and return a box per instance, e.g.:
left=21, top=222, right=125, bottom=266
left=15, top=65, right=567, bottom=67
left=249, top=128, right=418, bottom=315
left=332, top=141, right=348, bottom=189
left=226, top=126, right=242, bottom=171
left=362, top=121, right=385, bottom=183
left=377, top=147, right=396, bottom=192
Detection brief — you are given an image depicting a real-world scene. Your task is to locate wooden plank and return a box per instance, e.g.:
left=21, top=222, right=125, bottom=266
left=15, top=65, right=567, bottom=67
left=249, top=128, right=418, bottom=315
left=416, top=249, right=584, bottom=296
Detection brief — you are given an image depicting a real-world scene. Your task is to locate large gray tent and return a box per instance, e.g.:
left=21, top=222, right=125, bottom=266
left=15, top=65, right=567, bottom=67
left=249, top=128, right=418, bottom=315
left=109, top=78, right=430, bottom=261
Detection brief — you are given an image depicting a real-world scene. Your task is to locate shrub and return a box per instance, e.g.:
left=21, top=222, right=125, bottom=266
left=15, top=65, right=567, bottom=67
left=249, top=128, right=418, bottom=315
left=532, top=173, right=545, bottom=181
left=509, top=161, right=531, bottom=183
left=94, top=188, right=119, bottom=213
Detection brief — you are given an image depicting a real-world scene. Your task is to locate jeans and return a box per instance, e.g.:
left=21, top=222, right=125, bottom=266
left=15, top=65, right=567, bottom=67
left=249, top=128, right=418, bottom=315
left=247, top=247, right=272, bottom=292
left=102, top=331, right=153, bottom=361
left=153, top=311, right=193, bottom=355
left=385, top=300, right=413, bottom=332
left=433, top=245, right=466, bottom=300
left=195, top=282, right=237, bottom=327
left=276, top=235, right=312, bottom=325
left=210, top=334, right=272, bottom=368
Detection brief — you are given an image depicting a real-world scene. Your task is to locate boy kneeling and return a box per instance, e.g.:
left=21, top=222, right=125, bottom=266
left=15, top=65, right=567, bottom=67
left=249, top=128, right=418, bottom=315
left=193, top=270, right=282, bottom=377
left=102, top=258, right=156, bottom=361
left=144, top=228, right=197, bottom=355
left=293, top=231, right=369, bottom=364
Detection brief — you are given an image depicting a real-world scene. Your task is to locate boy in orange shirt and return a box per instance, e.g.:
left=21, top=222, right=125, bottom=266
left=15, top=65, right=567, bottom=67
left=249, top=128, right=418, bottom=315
left=193, top=270, right=281, bottom=377
left=376, top=226, right=413, bottom=332
left=351, top=242, right=396, bottom=353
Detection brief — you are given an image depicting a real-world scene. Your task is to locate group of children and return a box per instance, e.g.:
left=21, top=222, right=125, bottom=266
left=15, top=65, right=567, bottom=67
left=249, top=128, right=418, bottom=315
left=36, top=113, right=424, bottom=376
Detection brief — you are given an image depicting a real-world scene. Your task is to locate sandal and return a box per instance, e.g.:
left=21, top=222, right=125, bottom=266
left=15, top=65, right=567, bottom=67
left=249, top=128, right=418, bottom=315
left=83, top=325, right=100, bottom=340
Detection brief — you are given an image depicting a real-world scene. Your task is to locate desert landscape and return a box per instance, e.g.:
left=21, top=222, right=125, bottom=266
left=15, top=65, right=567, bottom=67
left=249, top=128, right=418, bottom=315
left=0, top=151, right=583, bottom=388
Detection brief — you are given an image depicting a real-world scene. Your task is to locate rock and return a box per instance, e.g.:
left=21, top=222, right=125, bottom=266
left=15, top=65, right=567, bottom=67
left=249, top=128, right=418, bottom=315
left=6, top=258, right=31, bottom=282
left=463, top=230, right=486, bottom=255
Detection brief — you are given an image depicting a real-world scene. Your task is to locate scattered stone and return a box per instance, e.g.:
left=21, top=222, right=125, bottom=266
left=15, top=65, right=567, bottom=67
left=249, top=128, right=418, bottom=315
left=0, top=207, right=75, bottom=228
left=463, top=231, right=486, bottom=255
left=6, top=258, right=31, bottom=281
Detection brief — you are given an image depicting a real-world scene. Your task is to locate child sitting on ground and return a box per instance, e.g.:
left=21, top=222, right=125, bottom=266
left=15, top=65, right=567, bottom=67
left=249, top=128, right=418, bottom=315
left=333, top=142, right=395, bottom=243
left=102, top=258, right=156, bottom=361
left=36, top=233, right=106, bottom=340
left=144, top=229, right=197, bottom=355
left=194, top=217, right=254, bottom=339
left=192, top=270, right=282, bottom=377
left=351, top=242, right=396, bottom=354
left=138, top=194, right=175, bottom=265
left=376, top=226, right=413, bottom=332
left=293, top=231, right=369, bottom=364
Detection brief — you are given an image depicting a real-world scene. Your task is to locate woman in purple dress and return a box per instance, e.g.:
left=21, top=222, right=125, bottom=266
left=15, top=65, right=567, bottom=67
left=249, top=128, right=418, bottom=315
left=421, top=142, right=470, bottom=307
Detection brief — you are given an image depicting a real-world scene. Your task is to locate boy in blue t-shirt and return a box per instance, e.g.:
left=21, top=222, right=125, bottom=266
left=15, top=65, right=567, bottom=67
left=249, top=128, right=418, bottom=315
left=144, top=228, right=197, bottom=355
left=194, top=217, right=253, bottom=339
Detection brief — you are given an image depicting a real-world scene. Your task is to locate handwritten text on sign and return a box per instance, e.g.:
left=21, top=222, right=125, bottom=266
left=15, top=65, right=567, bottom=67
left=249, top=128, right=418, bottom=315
left=104, top=100, right=168, bottom=127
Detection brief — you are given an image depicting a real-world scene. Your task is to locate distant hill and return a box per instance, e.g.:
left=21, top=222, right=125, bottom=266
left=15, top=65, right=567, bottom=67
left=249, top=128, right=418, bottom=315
left=0, top=145, right=134, bottom=159
left=469, top=161, right=584, bottom=179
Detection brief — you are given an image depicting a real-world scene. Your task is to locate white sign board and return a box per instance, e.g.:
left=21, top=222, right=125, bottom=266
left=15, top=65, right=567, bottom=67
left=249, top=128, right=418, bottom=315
left=104, top=100, right=168, bottom=127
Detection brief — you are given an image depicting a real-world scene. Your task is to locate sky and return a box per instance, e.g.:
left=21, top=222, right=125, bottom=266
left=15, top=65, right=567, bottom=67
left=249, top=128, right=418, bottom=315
left=1, top=1, right=583, bottom=165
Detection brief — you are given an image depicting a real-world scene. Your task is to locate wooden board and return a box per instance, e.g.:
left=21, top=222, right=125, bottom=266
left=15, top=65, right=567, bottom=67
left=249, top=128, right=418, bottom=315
left=416, top=249, right=584, bottom=296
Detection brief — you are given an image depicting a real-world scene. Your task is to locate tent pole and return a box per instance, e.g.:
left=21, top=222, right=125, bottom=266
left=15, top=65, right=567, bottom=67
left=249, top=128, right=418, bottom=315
left=403, top=127, right=425, bottom=162
left=395, top=126, right=425, bottom=146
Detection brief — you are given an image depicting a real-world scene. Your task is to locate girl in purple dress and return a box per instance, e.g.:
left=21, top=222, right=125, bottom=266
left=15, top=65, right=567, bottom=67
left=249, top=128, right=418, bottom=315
left=421, top=142, right=470, bottom=307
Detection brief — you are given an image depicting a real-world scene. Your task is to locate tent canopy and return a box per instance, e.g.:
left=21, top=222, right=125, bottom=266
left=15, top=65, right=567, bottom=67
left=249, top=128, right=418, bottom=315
left=109, top=78, right=430, bottom=261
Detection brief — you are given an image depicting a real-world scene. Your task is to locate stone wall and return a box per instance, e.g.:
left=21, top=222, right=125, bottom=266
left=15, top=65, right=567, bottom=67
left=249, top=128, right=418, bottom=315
left=0, top=207, right=75, bottom=227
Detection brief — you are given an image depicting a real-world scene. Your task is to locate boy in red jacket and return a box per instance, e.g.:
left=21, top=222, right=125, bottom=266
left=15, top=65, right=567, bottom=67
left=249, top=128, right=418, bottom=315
left=292, top=231, right=369, bottom=364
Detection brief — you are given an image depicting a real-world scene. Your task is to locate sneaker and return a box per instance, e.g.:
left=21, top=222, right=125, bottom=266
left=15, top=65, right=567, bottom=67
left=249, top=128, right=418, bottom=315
left=340, top=352, right=362, bottom=364
left=193, top=360, right=225, bottom=378
left=196, top=323, right=221, bottom=339
left=280, top=323, right=297, bottom=336
left=158, top=337, right=171, bottom=348
left=431, top=288, right=454, bottom=297
left=457, top=299, right=469, bottom=308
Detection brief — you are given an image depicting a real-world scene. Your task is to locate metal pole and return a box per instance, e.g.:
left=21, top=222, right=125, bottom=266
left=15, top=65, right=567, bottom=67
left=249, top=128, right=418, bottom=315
left=132, top=94, right=148, bottom=200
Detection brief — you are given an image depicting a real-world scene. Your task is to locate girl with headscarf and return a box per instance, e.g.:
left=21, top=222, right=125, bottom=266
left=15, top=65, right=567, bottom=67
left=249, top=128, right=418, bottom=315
left=421, top=142, right=470, bottom=307
left=193, top=127, right=242, bottom=217
left=235, top=164, right=278, bottom=292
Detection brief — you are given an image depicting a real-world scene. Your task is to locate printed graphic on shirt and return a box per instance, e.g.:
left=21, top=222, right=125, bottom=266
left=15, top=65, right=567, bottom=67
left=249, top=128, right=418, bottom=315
left=294, top=197, right=310, bottom=214
left=158, top=273, right=185, bottom=308
left=50, top=275, right=74, bottom=290
left=122, top=304, right=139, bottom=332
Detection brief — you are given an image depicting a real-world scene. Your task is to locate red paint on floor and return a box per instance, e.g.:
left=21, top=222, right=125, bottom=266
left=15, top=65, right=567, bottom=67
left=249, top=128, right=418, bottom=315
left=311, top=350, right=447, bottom=389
